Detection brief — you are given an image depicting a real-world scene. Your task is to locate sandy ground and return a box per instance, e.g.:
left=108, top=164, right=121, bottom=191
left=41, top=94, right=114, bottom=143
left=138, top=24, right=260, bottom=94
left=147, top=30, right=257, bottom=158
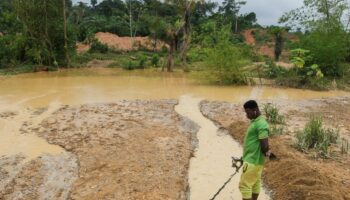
left=200, top=97, right=350, bottom=200
left=0, top=100, right=198, bottom=200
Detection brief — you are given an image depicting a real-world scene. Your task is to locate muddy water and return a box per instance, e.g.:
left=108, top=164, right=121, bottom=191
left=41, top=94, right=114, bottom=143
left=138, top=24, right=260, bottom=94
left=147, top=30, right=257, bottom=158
left=176, top=95, right=269, bottom=200
left=0, top=69, right=349, bottom=163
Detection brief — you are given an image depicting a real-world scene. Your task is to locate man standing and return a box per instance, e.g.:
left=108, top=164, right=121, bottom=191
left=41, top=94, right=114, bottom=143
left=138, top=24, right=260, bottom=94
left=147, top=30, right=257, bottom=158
left=239, top=100, right=270, bottom=200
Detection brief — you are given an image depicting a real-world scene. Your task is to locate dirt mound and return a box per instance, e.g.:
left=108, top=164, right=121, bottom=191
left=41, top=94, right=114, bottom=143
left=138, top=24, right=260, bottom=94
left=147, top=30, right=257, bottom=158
left=200, top=98, right=350, bottom=200
left=96, top=32, right=166, bottom=51
left=259, top=44, right=274, bottom=58
left=76, top=32, right=167, bottom=53
left=243, top=29, right=256, bottom=45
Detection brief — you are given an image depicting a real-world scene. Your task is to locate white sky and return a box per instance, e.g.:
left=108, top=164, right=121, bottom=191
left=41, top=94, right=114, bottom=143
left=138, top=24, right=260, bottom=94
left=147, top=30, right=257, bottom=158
left=73, top=0, right=304, bottom=25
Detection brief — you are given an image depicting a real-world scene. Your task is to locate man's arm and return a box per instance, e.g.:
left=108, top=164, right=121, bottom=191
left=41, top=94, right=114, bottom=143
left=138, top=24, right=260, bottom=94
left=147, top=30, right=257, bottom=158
left=260, top=138, right=269, bottom=156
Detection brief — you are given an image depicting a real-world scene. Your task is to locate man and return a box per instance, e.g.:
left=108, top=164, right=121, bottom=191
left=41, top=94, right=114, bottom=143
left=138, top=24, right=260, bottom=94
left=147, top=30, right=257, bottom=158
left=239, top=100, right=270, bottom=200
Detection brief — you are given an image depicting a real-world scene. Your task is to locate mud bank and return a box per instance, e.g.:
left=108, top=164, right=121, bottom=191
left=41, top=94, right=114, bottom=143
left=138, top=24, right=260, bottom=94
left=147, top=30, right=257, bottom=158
left=200, top=97, right=350, bottom=200
left=0, top=153, right=78, bottom=199
left=0, top=100, right=198, bottom=200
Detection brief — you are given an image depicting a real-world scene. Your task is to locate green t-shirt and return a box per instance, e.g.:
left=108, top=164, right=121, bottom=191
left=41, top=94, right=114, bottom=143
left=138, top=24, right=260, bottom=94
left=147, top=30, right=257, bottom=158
left=243, top=115, right=269, bottom=165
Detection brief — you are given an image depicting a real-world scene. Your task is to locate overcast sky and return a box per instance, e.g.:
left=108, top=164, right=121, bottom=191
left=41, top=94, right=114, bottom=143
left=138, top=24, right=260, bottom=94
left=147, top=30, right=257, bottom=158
left=73, top=0, right=304, bottom=25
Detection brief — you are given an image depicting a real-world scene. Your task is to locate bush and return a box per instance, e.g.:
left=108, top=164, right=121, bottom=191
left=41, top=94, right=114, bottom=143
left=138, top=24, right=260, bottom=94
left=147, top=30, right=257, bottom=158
left=262, top=60, right=287, bottom=78
left=151, top=54, right=160, bottom=67
left=204, top=27, right=250, bottom=85
left=263, top=103, right=285, bottom=136
left=295, top=116, right=339, bottom=158
left=89, top=39, right=108, bottom=54
left=0, top=34, right=27, bottom=68
left=138, top=55, right=147, bottom=69
left=263, top=103, right=285, bottom=124
left=299, top=27, right=348, bottom=76
left=122, top=60, right=137, bottom=70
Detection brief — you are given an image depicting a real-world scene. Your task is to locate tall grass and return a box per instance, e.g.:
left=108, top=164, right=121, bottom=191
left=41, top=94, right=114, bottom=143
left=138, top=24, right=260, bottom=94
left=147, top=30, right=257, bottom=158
left=295, top=116, right=339, bottom=158
left=263, top=103, right=285, bottom=136
left=341, top=139, right=349, bottom=155
left=263, top=103, right=285, bottom=124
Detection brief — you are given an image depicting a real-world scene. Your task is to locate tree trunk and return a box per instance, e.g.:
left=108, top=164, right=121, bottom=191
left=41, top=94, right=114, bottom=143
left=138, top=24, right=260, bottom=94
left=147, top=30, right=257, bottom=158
left=166, top=40, right=175, bottom=72
left=44, top=0, right=53, bottom=66
left=235, top=16, right=238, bottom=33
left=63, top=0, right=70, bottom=67
left=274, top=34, right=283, bottom=61
left=180, top=5, right=191, bottom=70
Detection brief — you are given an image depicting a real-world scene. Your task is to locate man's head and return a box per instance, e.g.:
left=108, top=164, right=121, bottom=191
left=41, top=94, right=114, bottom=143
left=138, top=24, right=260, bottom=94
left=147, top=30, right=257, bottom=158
left=243, top=100, right=260, bottom=120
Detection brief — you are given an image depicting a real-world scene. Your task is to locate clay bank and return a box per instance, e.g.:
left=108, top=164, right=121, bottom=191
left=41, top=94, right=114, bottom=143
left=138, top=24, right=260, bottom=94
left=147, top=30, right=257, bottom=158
left=0, top=69, right=349, bottom=200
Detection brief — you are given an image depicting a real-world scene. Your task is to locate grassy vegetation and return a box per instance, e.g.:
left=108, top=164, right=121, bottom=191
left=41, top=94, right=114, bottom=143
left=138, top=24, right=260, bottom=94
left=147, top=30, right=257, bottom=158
left=295, top=116, right=339, bottom=158
left=262, top=103, right=285, bottom=136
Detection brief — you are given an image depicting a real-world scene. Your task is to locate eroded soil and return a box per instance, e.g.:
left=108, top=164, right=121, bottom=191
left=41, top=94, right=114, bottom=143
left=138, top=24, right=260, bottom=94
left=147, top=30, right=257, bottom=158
left=200, top=97, right=350, bottom=200
left=0, top=100, right=198, bottom=200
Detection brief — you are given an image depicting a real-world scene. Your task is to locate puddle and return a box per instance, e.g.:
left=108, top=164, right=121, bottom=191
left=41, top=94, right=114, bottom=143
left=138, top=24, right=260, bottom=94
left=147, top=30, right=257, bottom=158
left=0, top=102, right=64, bottom=160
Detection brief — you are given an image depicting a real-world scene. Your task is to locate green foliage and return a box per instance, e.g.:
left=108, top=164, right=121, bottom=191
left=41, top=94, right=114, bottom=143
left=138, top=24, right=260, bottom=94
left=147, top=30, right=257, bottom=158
left=71, top=53, right=94, bottom=67
left=263, top=103, right=285, bottom=136
left=272, top=48, right=329, bottom=90
left=0, top=35, right=26, bottom=68
left=263, top=103, right=285, bottom=124
left=298, top=27, right=348, bottom=76
left=262, top=60, right=287, bottom=78
left=252, top=29, right=271, bottom=44
left=0, top=0, right=76, bottom=68
left=89, top=39, right=108, bottom=53
left=295, top=116, right=339, bottom=158
left=138, top=55, right=147, bottom=69
left=204, top=27, right=250, bottom=85
left=151, top=54, right=160, bottom=67
left=280, top=0, right=349, bottom=77
left=123, top=60, right=137, bottom=70
left=267, top=26, right=285, bottom=61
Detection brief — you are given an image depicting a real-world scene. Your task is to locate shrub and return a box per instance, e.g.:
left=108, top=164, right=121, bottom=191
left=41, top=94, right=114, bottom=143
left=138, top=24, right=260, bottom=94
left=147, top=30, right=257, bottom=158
left=151, top=54, right=160, bottom=67
left=263, top=103, right=285, bottom=136
left=122, top=60, right=136, bottom=70
left=204, top=27, right=250, bottom=85
left=295, top=116, right=339, bottom=158
left=263, top=103, right=285, bottom=124
left=138, top=55, right=147, bottom=69
left=262, top=60, right=287, bottom=78
left=89, top=39, right=108, bottom=54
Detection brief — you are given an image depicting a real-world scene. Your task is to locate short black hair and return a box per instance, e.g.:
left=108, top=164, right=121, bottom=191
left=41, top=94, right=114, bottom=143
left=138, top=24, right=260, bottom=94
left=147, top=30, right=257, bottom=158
left=244, top=100, right=258, bottom=109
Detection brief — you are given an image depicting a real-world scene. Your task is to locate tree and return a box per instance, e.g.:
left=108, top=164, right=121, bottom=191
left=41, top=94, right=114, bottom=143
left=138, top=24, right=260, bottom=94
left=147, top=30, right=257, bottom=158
left=164, top=0, right=202, bottom=68
left=162, top=20, right=183, bottom=72
left=205, top=26, right=249, bottom=84
left=63, top=0, right=71, bottom=67
left=13, top=0, right=75, bottom=67
left=91, top=0, right=97, bottom=8
left=280, top=0, right=349, bottom=76
left=219, top=0, right=246, bottom=33
left=268, top=26, right=285, bottom=61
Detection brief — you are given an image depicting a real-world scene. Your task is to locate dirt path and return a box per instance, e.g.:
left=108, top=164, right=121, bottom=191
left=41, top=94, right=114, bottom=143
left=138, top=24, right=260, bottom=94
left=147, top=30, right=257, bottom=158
left=200, top=98, right=350, bottom=200
left=176, top=95, right=270, bottom=200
